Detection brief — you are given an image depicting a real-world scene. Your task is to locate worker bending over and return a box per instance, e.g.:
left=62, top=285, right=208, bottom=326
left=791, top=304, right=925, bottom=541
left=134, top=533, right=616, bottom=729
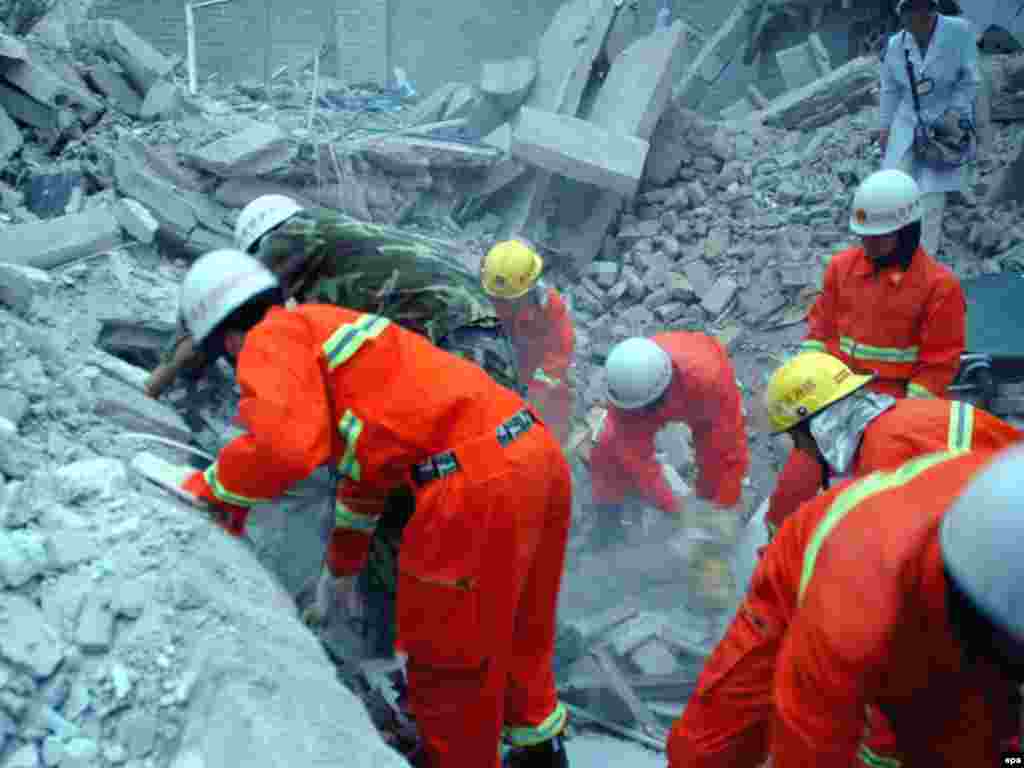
left=588, top=333, right=749, bottom=550
left=763, top=350, right=1019, bottom=534
left=174, top=249, right=572, bottom=768
left=669, top=446, right=1024, bottom=766
left=769, top=168, right=966, bottom=535
left=481, top=239, right=576, bottom=444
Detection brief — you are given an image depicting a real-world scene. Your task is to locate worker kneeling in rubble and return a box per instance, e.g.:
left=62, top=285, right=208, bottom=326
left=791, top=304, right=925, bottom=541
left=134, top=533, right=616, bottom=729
left=769, top=168, right=966, bottom=538
left=588, top=334, right=749, bottom=549
left=763, top=350, right=1021, bottom=533
left=668, top=445, right=1024, bottom=766
left=480, top=239, right=576, bottom=445
left=174, top=249, right=572, bottom=768
left=147, top=194, right=526, bottom=658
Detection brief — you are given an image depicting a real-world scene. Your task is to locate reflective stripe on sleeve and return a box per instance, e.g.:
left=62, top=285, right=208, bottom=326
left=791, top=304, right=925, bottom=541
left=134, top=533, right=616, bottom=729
left=503, top=702, right=568, bottom=747
left=334, top=499, right=379, bottom=534
left=203, top=462, right=269, bottom=507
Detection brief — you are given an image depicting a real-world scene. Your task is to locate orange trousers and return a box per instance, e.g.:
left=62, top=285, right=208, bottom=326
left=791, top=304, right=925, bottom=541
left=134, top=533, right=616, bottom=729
left=396, top=417, right=572, bottom=768
left=528, top=380, right=573, bottom=445
left=667, top=594, right=899, bottom=767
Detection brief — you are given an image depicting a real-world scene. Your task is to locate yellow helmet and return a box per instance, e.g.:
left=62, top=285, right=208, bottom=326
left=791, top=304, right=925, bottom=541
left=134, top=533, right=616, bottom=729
left=764, top=352, right=874, bottom=433
left=481, top=239, right=543, bottom=299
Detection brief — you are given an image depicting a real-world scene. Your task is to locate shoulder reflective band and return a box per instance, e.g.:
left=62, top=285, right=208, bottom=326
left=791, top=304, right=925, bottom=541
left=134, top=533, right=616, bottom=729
left=799, top=450, right=965, bottom=602
left=322, top=313, right=391, bottom=371
left=947, top=401, right=974, bottom=452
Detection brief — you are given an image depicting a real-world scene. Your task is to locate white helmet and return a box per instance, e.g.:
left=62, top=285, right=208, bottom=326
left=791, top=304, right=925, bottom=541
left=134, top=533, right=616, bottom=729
left=940, top=444, right=1024, bottom=636
left=234, top=194, right=303, bottom=254
left=605, top=337, right=673, bottom=410
left=849, top=169, right=923, bottom=236
left=179, top=249, right=279, bottom=345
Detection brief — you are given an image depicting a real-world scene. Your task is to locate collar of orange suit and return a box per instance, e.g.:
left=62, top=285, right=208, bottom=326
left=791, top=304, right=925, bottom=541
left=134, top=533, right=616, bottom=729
left=852, top=247, right=922, bottom=286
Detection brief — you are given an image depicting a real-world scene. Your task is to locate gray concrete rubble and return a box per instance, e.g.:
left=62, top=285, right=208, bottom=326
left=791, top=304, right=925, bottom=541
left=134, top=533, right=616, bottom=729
left=182, top=121, right=295, bottom=178
left=74, top=19, right=177, bottom=95
left=0, top=207, right=121, bottom=270
left=480, top=57, right=538, bottom=113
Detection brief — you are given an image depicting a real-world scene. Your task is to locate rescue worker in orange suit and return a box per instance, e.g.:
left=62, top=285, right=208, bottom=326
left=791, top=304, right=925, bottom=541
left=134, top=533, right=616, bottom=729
left=763, top=350, right=1020, bottom=535
left=768, top=167, right=966, bottom=537
left=172, top=249, right=572, bottom=768
left=481, top=240, right=575, bottom=445
left=588, top=334, right=749, bottom=550
left=668, top=444, right=1024, bottom=767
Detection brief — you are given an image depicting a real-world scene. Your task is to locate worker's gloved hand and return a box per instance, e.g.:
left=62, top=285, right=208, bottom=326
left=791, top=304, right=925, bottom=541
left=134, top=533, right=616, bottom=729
left=181, top=470, right=249, bottom=536
left=301, top=566, right=363, bottom=628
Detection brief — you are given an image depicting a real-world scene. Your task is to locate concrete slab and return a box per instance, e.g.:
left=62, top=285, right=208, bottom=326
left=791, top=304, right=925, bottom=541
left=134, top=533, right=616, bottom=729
left=92, top=375, right=192, bottom=443
left=674, top=0, right=758, bottom=109
left=0, top=262, right=51, bottom=315
left=480, top=56, right=537, bottom=113
left=701, top=276, right=738, bottom=316
left=756, top=56, right=877, bottom=131
left=0, top=208, right=121, bottom=270
left=0, top=80, right=57, bottom=132
left=113, top=198, right=159, bottom=244
left=0, top=103, right=21, bottom=164
left=0, top=594, right=64, bottom=677
left=0, top=33, right=27, bottom=62
left=335, top=0, right=389, bottom=86
left=501, top=0, right=620, bottom=236
left=511, top=106, right=648, bottom=197
left=82, top=60, right=142, bottom=117
left=80, top=19, right=176, bottom=95
left=213, top=178, right=317, bottom=210
left=183, top=122, right=295, bottom=179
left=775, top=35, right=831, bottom=93
left=114, top=148, right=197, bottom=234
left=1, top=55, right=103, bottom=123
left=139, top=80, right=184, bottom=122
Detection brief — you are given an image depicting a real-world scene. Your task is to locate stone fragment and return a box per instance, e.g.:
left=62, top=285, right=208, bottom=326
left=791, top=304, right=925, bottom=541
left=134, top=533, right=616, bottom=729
left=480, top=57, right=537, bottom=113
left=2, top=54, right=103, bottom=123
left=5, top=745, right=39, bottom=768
left=82, top=60, right=141, bottom=116
left=75, top=594, right=115, bottom=653
left=0, top=209, right=121, bottom=270
left=511, top=107, right=648, bottom=197
left=113, top=197, right=159, bottom=244
left=701, top=276, right=738, bottom=316
left=45, top=531, right=98, bottom=570
left=139, top=81, right=184, bottom=122
left=79, top=19, right=176, bottom=94
left=119, top=711, right=158, bottom=758
left=0, top=594, right=64, bottom=677
left=91, top=376, right=191, bottom=443
left=0, top=104, right=21, bottom=165
left=184, top=122, right=294, bottom=178
left=0, top=262, right=51, bottom=316
left=115, top=582, right=147, bottom=620
left=0, top=388, right=29, bottom=427
left=758, top=57, right=877, bottom=131
left=630, top=640, right=679, bottom=676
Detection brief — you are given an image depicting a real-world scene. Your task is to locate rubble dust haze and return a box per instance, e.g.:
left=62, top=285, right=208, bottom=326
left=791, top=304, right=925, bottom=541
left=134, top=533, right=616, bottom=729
left=0, top=0, right=1022, bottom=765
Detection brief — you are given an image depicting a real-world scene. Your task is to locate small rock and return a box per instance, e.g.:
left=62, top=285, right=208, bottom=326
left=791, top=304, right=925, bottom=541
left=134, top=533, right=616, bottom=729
left=683, top=260, right=715, bottom=298
left=5, top=744, right=40, bottom=768
left=0, top=594, right=64, bottom=678
left=45, top=530, right=98, bottom=570
left=0, top=530, right=48, bottom=587
left=54, top=458, right=128, bottom=503
left=630, top=639, right=679, bottom=675
left=587, top=261, right=619, bottom=289
left=62, top=737, right=99, bottom=768
left=75, top=594, right=115, bottom=653
left=115, top=582, right=147, bottom=620
left=42, top=737, right=64, bottom=767
left=701, top=276, right=739, bottom=316
left=0, top=389, right=29, bottom=428
left=119, top=711, right=158, bottom=758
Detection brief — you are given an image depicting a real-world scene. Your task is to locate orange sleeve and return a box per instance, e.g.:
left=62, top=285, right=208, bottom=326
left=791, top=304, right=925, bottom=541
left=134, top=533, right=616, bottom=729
left=771, top=552, right=898, bottom=765
left=182, top=317, right=333, bottom=530
left=766, top=450, right=824, bottom=532
left=606, top=414, right=678, bottom=514
left=538, top=291, right=574, bottom=381
left=800, top=259, right=837, bottom=354
left=906, top=276, right=966, bottom=399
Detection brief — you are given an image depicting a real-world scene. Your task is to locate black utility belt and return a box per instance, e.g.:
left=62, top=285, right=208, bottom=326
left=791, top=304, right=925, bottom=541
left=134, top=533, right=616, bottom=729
left=411, top=409, right=536, bottom=486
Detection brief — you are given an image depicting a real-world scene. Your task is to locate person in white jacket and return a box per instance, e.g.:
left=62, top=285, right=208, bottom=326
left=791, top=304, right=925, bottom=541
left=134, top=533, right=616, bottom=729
left=879, top=0, right=979, bottom=259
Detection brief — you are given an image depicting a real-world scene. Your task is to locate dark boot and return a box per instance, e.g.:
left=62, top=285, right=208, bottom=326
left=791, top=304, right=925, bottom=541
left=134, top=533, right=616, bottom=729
left=503, top=735, right=569, bottom=768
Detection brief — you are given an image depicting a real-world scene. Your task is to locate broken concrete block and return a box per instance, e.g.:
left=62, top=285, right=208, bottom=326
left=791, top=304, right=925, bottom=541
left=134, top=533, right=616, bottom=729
left=183, top=122, right=295, bottom=179
left=114, top=141, right=197, bottom=234
left=0, top=531, right=47, bottom=587
left=0, top=78, right=57, bottom=133
left=91, top=375, right=192, bottom=443
left=480, top=56, right=537, bottom=113
left=0, top=208, right=121, bottom=270
left=75, top=593, right=115, bottom=653
left=0, top=389, right=29, bottom=427
left=1, top=54, right=103, bottom=124
left=757, top=56, right=877, bottom=131
left=139, top=80, right=184, bottom=122
left=592, top=21, right=685, bottom=141
left=187, top=225, right=233, bottom=254
left=0, top=594, right=63, bottom=677
left=213, top=178, right=316, bottom=211
left=88, top=349, right=150, bottom=391
left=0, top=262, right=52, bottom=315
left=674, top=0, right=758, bottom=108
left=683, top=260, right=714, bottom=298
left=113, top=198, right=159, bottom=244
left=45, top=530, right=99, bottom=570
left=79, top=19, right=176, bottom=95
left=0, top=104, right=21, bottom=165
left=605, top=613, right=669, bottom=658
left=335, top=0, right=389, bottom=86
left=701, top=276, right=739, bottom=316
left=82, top=60, right=142, bottom=117
left=0, top=33, right=27, bottom=62
left=511, top=107, right=648, bottom=198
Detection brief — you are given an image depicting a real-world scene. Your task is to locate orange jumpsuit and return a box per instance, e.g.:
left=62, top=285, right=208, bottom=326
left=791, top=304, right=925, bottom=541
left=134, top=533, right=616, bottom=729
left=669, top=450, right=1020, bottom=767
left=590, top=332, right=748, bottom=512
left=769, top=245, right=966, bottom=532
left=766, top=398, right=1021, bottom=532
left=495, top=285, right=575, bottom=443
left=182, top=305, right=571, bottom=768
